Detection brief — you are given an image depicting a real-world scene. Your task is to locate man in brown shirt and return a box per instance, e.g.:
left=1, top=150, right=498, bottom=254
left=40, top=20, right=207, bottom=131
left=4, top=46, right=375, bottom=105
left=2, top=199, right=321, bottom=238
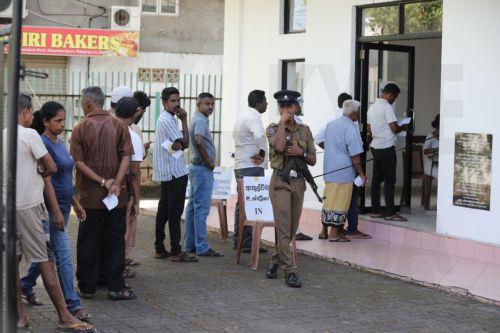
left=70, top=86, right=136, bottom=300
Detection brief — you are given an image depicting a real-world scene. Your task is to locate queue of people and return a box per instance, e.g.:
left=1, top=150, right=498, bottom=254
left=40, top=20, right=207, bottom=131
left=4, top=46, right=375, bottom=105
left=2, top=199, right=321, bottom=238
left=10, top=79, right=425, bottom=332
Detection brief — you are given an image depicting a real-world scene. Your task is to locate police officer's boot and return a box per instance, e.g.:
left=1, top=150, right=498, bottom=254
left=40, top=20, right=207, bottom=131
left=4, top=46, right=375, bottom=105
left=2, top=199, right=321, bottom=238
left=286, top=272, right=302, bottom=288
left=266, top=262, right=279, bottom=279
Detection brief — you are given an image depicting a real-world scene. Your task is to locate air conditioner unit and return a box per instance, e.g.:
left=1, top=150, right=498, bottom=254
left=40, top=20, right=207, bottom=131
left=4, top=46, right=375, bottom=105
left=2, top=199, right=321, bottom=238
left=0, top=0, right=28, bottom=19
left=110, top=6, right=141, bottom=31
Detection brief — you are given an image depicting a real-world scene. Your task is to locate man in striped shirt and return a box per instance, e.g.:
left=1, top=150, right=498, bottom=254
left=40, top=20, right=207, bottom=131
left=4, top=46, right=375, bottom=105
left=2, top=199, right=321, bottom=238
left=153, top=87, right=197, bottom=262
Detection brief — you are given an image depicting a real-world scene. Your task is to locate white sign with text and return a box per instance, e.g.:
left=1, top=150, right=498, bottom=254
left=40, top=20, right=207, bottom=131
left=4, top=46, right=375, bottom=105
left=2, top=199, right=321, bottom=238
left=186, top=166, right=233, bottom=200
left=243, top=176, right=274, bottom=222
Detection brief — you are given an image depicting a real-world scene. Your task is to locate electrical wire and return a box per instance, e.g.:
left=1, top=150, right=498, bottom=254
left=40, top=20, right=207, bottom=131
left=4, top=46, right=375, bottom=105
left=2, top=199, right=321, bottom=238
left=28, top=10, right=81, bottom=28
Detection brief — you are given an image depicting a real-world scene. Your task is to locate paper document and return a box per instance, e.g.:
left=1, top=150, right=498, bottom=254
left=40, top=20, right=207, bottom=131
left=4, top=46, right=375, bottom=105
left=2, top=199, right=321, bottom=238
left=354, top=175, right=366, bottom=187
left=102, top=194, right=118, bottom=211
left=161, top=139, right=183, bottom=159
left=398, top=117, right=412, bottom=126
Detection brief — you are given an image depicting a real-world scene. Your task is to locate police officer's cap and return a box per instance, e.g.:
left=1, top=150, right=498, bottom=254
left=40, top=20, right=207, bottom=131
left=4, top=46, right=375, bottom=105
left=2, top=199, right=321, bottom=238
left=273, top=90, right=301, bottom=105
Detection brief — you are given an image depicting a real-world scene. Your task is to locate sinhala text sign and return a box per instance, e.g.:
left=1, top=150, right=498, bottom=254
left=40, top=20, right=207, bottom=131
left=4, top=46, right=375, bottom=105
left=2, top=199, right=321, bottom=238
left=243, top=177, right=274, bottom=222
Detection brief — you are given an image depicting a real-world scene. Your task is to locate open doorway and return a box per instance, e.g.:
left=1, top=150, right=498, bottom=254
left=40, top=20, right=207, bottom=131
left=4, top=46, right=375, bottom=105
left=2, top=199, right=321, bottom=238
left=354, top=0, right=442, bottom=233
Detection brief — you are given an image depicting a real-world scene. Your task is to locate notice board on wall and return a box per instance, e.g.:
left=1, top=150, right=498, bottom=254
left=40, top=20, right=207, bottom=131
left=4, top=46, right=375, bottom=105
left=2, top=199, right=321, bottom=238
left=453, top=132, right=493, bottom=211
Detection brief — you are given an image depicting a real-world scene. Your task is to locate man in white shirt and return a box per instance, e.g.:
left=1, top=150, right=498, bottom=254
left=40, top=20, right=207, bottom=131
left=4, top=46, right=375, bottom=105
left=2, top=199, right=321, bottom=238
left=109, top=86, right=133, bottom=116
left=367, top=83, right=407, bottom=221
left=153, top=87, right=197, bottom=262
left=232, top=90, right=268, bottom=252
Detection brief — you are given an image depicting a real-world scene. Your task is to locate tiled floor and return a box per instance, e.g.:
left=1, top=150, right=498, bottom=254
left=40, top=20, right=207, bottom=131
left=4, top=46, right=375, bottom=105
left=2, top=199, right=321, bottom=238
left=141, top=199, right=500, bottom=304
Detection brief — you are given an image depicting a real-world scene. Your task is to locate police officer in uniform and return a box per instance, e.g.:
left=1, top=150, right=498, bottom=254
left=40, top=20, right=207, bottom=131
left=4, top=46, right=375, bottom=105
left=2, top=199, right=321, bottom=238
left=265, top=90, right=316, bottom=288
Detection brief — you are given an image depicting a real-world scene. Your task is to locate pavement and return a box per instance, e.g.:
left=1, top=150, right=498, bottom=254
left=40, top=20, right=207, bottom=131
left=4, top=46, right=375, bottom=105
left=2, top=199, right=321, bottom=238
left=20, top=214, right=500, bottom=333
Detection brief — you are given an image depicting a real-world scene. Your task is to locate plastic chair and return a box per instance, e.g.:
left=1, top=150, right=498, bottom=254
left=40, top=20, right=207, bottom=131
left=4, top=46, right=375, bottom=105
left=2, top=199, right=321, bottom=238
left=211, top=199, right=228, bottom=240
left=235, top=178, right=297, bottom=271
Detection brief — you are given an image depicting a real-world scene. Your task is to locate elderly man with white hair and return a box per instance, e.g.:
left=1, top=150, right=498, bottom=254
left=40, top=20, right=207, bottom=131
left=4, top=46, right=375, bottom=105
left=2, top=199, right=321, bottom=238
left=321, top=100, right=368, bottom=242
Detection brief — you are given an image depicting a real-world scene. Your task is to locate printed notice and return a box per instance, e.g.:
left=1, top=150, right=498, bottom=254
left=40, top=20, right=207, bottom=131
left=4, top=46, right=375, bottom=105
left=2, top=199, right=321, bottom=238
left=243, top=177, right=274, bottom=222
left=453, top=133, right=493, bottom=211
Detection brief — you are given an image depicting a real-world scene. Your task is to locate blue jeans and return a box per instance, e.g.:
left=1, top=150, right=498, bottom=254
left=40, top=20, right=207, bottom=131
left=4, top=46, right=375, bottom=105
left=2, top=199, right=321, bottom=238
left=184, top=164, right=213, bottom=255
left=20, top=210, right=82, bottom=313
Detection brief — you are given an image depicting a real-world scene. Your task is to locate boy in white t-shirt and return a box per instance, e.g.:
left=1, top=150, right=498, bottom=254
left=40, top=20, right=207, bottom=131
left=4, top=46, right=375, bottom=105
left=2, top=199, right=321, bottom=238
left=115, top=97, right=143, bottom=278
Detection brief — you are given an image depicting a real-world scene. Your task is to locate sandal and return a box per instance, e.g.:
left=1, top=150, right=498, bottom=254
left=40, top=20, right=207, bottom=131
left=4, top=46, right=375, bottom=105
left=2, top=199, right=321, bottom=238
left=108, top=289, right=137, bottom=301
left=349, top=231, right=372, bottom=239
left=57, top=322, right=94, bottom=333
left=71, top=309, right=92, bottom=322
left=198, top=249, right=224, bottom=257
left=77, top=291, right=94, bottom=300
left=17, top=322, right=31, bottom=331
left=154, top=250, right=171, bottom=259
left=125, top=258, right=140, bottom=267
left=369, top=213, right=384, bottom=219
left=318, top=233, right=328, bottom=240
left=171, top=252, right=199, bottom=262
left=329, top=236, right=351, bottom=242
left=122, top=267, right=136, bottom=279
left=22, top=293, right=43, bottom=306
left=384, top=214, right=407, bottom=222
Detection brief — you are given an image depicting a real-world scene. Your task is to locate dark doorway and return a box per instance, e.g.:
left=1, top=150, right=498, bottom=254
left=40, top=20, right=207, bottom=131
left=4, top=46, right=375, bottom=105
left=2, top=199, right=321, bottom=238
left=357, top=43, right=415, bottom=213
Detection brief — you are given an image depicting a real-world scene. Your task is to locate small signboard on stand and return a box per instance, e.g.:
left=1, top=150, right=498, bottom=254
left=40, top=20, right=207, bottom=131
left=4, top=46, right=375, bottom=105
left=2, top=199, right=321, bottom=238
left=242, top=177, right=274, bottom=222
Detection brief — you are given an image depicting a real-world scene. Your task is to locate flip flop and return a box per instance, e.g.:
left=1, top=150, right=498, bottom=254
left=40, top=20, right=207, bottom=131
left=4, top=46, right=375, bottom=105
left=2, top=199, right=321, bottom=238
left=349, top=231, right=372, bottom=239
left=318, top=233, right=328, bottom=240
left=57, top=322, right=94, bottom=333
left=125, top=258, right=140, bottom=267
left=171, top=252, right=199, bottom=262
left=108, top=289, right=137, bottom=301
left=384, top=214, right=407, bottom=222
left=295, top=232, right=313, bottom=241
left=71, top=309, right=92, bottom=322
left=369, top=213, right=384, bottom=219
left=198, top=249, right=224, bottom=257
left=22, top=294, right=43, bottom=306
left=17, top=322, right=31, bottom=331
left=329, top=237, right=351, bottom=242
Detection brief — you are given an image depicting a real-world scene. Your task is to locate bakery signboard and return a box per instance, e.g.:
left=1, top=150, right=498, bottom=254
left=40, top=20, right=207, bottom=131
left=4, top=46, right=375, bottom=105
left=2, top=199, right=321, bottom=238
left=2, top=26, right=139, bottom=57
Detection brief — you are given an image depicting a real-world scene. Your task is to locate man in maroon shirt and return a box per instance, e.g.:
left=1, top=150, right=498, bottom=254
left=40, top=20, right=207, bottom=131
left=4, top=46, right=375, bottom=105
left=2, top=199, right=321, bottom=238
left=70, top=86, right=136, bottom=300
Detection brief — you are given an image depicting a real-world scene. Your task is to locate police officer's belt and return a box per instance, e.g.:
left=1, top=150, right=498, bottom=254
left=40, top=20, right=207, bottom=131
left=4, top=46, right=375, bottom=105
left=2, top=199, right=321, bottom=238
left=277, top=170, right=303, bottom=179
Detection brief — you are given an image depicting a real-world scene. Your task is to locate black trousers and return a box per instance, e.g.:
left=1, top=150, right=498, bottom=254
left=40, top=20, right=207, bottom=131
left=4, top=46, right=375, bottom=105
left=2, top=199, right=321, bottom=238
left=371, top=146, right=397, bottom=215
left=76, top=207, right=126, bottom=293
left=233, top=167, right=265, bottom=248
left=155, top=175, right=188, bottom=255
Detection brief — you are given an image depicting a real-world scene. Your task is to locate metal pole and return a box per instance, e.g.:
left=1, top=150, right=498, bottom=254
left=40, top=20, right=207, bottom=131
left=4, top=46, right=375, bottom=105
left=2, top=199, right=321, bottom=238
left=0, top=39, right=6, bottom=333
left=6, top=0, right=24, bottom=331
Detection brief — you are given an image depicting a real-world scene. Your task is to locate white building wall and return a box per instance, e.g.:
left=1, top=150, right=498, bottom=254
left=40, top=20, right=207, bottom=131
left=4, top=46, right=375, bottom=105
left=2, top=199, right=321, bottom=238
left=222, top=0, right=398, bottom=210
left=223, top=0, right=500, bottom=246
left=436, top=0, right=500, bottom=245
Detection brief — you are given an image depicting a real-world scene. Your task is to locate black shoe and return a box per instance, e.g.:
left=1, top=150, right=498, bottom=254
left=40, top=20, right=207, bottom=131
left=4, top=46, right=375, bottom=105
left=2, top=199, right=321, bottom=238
left=154, top=250, right=171, bottom=259
left=198, top=248, right=224, bottom=257
left=286, top=273, right=302, bottom=288
left=295, top=232, right=313, bottom=241
left=242, top=247, right=268, bottom=254
left=266, top=263, right=279, bottom=279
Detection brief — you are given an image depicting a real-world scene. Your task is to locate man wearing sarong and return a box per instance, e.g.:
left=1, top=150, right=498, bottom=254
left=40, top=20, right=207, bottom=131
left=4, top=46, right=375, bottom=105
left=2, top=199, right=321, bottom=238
left=322, top=100, right=368, bottom=242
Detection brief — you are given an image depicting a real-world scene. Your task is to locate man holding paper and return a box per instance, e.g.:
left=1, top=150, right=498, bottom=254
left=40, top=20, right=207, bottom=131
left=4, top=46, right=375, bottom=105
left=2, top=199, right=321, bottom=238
left=70, top=87, right=136, bottom=301
left=153, top=87, right=198, bottom=262
left=367, top=83, right=408, bottom=222
left=321, top=100, right=368, bottom=242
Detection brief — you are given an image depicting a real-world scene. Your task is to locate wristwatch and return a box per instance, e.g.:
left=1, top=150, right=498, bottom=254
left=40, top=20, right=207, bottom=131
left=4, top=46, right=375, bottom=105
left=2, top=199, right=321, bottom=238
left=100, top=178, right=106, bottom=187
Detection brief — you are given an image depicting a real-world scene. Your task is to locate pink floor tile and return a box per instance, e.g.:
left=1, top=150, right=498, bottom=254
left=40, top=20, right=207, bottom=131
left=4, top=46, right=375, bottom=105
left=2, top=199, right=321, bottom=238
left=470, top=264, right=500, bottom=300
left=438, top=237, right=457, bottom=256
left=455, top=239, right=475, bottom=260
left=440, top=258, right=487, bottom=290
left=421, top=233, right=439, bottom=251
left=495, top=248, right=500, bottom=266
left=411, top=253, right=460, bottom=284
left=357, top=220, right=375, bottom=235
left=374, top=223, right=390, bottom=242
left=474, top=243, right=495, bottom=264
left=404, top=229, right=422, bottom=249
left=389, top=226, right=406, bottom=244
